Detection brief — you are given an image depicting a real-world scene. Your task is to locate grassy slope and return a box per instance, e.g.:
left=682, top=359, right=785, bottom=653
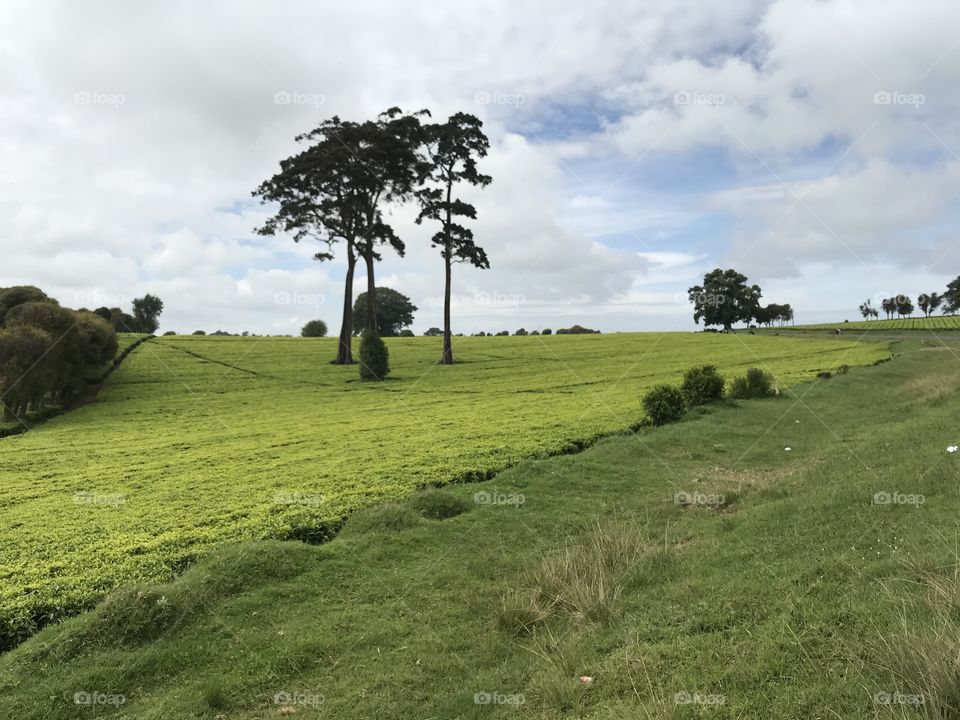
left=1, top=336, right=958, bottom=718
left=0, top=333, right=885, bottom=648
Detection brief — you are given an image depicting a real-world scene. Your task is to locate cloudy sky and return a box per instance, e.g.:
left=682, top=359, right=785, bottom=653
left=1, top=0, right=958, bottom=334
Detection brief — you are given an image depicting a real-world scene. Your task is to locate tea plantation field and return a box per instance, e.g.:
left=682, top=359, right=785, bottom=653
left=0, top=333, right=887, bottom=648
left=792, top=316, right=960, bottom=331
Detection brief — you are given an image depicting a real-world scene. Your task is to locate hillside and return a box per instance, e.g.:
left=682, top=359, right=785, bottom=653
left=0, top=333, right=885, bottom=649
left=0, top=335, right=956, bottom=718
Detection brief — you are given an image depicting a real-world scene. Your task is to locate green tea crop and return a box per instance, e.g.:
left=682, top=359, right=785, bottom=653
left=0, top=333, right=887, bottom=647
left=792, top=316, right=960, bottom=331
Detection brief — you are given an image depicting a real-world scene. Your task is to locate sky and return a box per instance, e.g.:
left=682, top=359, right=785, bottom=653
left=1, top=0, right=959, bottom=334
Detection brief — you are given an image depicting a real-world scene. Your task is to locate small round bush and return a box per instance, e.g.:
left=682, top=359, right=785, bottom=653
left=409, top=489, right=469, bottom=520
left=681, top=364, right=725, bottom=406
left=729, top=368, right=775, bottom=399
left=398, top=328, right=415, bottom=337
left=642, top=384, right=686, bottom=426
left=542, top=329, right=552, bottom=335
left=301, top=319, right=328, bottom=338
left=359, top=332, right=389, bottom=381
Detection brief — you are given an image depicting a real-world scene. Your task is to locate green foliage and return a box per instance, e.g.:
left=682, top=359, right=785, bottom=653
left=555, top=325, right=600, bottom=334
left=541, top=328, right=552, bottom=335
left=681, top=364, right=725, bottom=406
left=301, top=319, right=328, bottom=338
left=514, top=328, right=528, bottom=336
left=352, top=288, right=417, bottom=337
left=398, top=329, right=415, bottom=337
left=132, top=294, right=164, bottom=334
left=642, top=384, right=685, bottom=425
left=409, top=490, right=469, bottom=520
left=0, top=333, right=886, bottom=649
left=424, top=327, right=442, bottom=337
left=359, top=332, right=389, bottom=381
left=688, top=268, right=762, bottom=330
left=729, top=368, right=776, bottom=399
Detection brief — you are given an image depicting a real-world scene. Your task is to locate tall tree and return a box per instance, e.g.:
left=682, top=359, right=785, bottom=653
left=918, top=292, right=943, bottom=317
left=352, top=287, right=417, bottom=337
left=881, top=297, right=896, bottom=320
left=688, top=269, right=762, bottom=331
left=895, top=294, right=914, bottom=318
left=416, top=113, right=492, bottom=364
left=132, top=294, right=163, bottom=333
left=859, top=300, right=874, bottom=320
left=254, top=108, right=426, bottom=365
left=946, top=278, right=960, bottom=315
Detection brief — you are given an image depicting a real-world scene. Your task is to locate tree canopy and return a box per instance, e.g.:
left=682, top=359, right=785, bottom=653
left=352, top=288, right=417, bottom=337
left=688, top=269, right=762, bottom=331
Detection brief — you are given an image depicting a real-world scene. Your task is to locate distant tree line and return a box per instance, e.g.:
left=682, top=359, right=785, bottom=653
left=90, top=294, right=164, bottom=334
left=858, top=282, right=960, bottom=320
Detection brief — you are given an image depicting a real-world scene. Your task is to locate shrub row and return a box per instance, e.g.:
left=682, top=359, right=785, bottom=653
left=642, top=365, right=777, bottom=426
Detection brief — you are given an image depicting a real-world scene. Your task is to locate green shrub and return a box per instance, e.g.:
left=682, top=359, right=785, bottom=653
left=301, top=319, right=328, bottom=338
left=642, top=384, right=685, bottom=426
left=409, top=489, right=469, bottom=520
left=542, top=329, right=552, bottom=335
left=681, top=364, right=725, bottom=406
left=359, top=332, right=389, bottom=381
left=729, top=368, right=776, bottom=399
left=398, top=329, right=414, bottom=337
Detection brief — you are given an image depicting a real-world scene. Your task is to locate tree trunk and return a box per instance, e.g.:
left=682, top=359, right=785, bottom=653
left=364, top=253, right=377, bottom=337
left=441, top=179, right=455, bottom=365
left=441, top=246, right=454, bottom=364
left=334, top=247, right=356, bottom=364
